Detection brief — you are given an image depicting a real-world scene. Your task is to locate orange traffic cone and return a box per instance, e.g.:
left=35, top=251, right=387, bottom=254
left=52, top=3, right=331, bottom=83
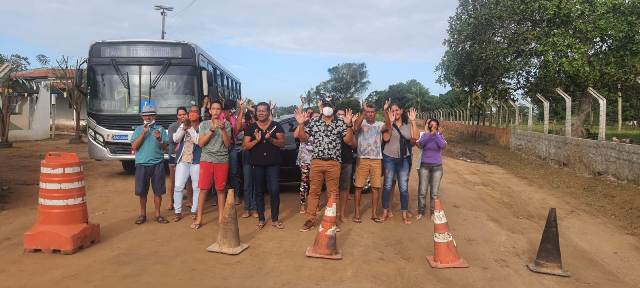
left=527, top=208, right=569, bottom=277
left=207, top=189, right=249, bottom=255
left=305, top=192, right=342, bottom=260
left=427, top=198, right=469, bottom=268
left=23, top=152, right=100, bottom=254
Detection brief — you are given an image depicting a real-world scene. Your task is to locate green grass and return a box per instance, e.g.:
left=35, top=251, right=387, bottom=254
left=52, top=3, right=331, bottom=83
left=510, top=123, right=640, bottom=144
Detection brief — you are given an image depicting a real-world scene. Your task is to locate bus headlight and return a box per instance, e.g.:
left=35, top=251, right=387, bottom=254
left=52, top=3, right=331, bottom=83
left=88, top=128, right=95, bottom=139
left=95, top=132, right=105, bottom=145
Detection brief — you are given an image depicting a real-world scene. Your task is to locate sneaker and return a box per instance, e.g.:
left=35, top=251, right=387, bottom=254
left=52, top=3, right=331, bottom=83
left=299, top=219, right=315, bottom=232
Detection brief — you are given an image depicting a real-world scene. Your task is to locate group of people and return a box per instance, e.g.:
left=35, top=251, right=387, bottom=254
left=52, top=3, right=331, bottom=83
left=130, top=95, right=447, bottom=232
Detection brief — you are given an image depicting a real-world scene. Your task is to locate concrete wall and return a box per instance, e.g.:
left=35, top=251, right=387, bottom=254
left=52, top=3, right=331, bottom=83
left=52, top=93, right=87, bottom=131
left=8, top=82, right=51, bottom=141
left=443, top=121, right=640, bottom=185
left=510, top=130, right=640, bottom=184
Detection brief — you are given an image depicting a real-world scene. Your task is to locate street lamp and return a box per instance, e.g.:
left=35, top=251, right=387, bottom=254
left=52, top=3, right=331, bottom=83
left=154, top=5, right=174, bottom=40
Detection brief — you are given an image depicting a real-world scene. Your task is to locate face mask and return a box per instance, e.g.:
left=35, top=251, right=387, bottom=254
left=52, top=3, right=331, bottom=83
left=188, top=112, right=199, bottom=122
left=322, top=107, right=334, bottom=117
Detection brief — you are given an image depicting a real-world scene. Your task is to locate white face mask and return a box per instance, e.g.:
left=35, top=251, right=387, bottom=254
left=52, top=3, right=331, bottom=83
left=322, top=107, right=334, bottom=117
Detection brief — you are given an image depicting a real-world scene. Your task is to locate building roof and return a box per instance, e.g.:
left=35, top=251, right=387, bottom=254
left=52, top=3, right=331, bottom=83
left=12, top=68, right=75, bottom=80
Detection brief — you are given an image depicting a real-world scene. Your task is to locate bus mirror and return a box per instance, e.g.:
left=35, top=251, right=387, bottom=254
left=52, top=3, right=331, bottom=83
left=74, top=68, right=83, bottom=89
left=201, top=70, right=209, bottom=96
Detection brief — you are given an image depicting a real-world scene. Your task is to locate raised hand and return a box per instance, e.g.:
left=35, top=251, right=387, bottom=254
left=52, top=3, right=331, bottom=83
left=217, top=120, right=225, bottom=130
left=361, top=99, right=367, bottom=110
left=254, top=129, right=262, bottom=141
left=294, top=108, right=307, bottom=125
left=383, top=98, right=391, bottom=111
left=316, top=100, right=323, bottom=110
left=408, top=108, right=417, bottom=121
left=388, top=109, right=396, bottom=122
left=344, top=108, right=353, bottom=125
left=352, top=113, right=360, bottom=125
left=210, top=119, right=218, bottom=132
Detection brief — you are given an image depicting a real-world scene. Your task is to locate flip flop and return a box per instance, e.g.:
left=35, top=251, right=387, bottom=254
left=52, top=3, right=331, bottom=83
left=352, top=217, right=362, bottom=223
left=190, top=222, right=202, bottom=230
left=155, top=216, right=170, bottom=224
left=371, top=217, right=383, bottom=223
left=256, top=221, right=266, bottom=231
left=271, top=221, right=284, bottom=229
left=173, top=214, right=182, bottom=222
left=134, top=215, right=146, bottom=225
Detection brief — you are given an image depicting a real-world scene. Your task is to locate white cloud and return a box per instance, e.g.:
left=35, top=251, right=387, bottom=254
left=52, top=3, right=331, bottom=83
left=1, top=0, right=457, bottom=62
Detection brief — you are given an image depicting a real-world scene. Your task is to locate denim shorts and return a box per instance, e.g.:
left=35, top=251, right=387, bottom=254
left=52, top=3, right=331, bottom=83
left=134, top=163, right=166, bottom=196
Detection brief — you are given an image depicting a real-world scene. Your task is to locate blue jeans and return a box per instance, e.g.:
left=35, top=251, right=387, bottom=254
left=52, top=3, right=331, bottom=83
left=382, top=154, right=411, bottom=211
left=417, top=163, right=443, bottom=215
left=243, top=162, right=255, bottom=211
left=252, top=165, right=280, bottom=222
left=228, top=146, right=241, bottom=199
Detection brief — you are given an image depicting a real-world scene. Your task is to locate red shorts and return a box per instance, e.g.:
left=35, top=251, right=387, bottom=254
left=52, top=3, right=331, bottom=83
left=198, top=162, right=229, bottom=192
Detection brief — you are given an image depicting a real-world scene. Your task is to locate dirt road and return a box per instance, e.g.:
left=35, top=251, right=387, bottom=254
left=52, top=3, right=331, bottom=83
left=1, top=138, right=639, bottom=288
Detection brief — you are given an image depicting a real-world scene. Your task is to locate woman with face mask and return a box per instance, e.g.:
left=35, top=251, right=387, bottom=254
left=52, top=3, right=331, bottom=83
left=171, top=111, right=202, bottom=221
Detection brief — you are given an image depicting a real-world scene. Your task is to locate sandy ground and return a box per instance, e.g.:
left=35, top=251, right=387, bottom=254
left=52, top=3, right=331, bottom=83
left=1, top=137, right=639, bottom=288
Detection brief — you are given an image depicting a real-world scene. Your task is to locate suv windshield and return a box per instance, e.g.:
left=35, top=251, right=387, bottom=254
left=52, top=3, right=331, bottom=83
left=89, top=64, right=196, bottom=114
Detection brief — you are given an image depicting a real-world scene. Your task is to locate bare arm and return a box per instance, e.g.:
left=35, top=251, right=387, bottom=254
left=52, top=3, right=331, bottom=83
left=269, top=132, right=285, bottom=148
left=131, top=128, right=147, bottom=151
left=220, top=122, right=231, bottom=148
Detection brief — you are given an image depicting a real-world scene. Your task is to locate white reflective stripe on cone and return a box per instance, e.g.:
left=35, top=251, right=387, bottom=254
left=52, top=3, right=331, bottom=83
left=39, top=196, right=86, bottom=206
left=324, top=203, right=337, bottom=217
left=434, top=232, right=453, bottom=243
left=40, top=166, right=83, bottom=174
left=433, top=210, right=447, bottom=224
left=39, top=181, right=85, bottom=189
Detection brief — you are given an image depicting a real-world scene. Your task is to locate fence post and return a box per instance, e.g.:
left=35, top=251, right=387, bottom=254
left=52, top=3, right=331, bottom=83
left=508, top=100, right=518, bottom=130
left=555, top=88, right=572, bottom=137
left=522, top=97, right=533, bottom=132
left=587, top=87, right=607, bottom=141
left=536, top=94, right=550, bottom=134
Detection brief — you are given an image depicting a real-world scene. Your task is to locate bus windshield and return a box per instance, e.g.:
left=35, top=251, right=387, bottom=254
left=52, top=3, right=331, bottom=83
left=89, top=64, right=197, bottom=114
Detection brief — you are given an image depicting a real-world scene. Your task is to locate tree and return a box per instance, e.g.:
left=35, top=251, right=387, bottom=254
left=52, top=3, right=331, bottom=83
left=437, top=0, right=640, bottom=134
left=54, top=56, right=87, bottom=144
left=36, top=54, right=50, bottom=67
left=0, top=54, right=31, bottom=147
left=321, top=63, right=370, bottom=101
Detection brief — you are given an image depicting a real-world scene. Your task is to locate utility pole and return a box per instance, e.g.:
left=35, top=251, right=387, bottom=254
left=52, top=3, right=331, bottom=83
left=154, top=5, right=174, bottom=40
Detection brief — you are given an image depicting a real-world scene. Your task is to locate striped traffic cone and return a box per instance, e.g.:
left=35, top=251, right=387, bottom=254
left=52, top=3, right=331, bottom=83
left=305, top=192, right=342, bottom=260
left=24, top=152, right=100, bottom=254
left=427, top=198, right=469, bottom=268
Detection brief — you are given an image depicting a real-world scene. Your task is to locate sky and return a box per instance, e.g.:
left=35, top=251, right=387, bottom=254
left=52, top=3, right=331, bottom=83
left=0, top=0, right=458, bottom=106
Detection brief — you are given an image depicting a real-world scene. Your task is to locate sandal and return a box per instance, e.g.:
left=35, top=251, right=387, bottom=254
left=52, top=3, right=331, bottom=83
left=415, top=214, right=424, bottom=220
left=134, top=215, right=146, bottom=225
left=173, top=213, right=182, bottom=222
left=190, top=222, right=202, bottom=230
left=155, top=216, right=170, bottom=224
left=371, top=217, right=383, bottom=223
left=256, top=221, right=266, bottom=231
left=191, top=212, right=197, bottom=220
left=272, top=221, right=284, bottom=229
left=352, top=217, right=362, bottom=223
left=240, top=211, right=251, bottom=218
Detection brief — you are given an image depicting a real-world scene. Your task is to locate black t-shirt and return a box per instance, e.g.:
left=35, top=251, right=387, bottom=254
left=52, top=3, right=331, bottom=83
left=341, top=141, right=354, bottom=164
left=244, top=121, right=284, bottom=166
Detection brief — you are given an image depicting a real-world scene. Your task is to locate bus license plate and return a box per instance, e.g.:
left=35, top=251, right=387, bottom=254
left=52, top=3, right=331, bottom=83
left=112, top=134, right=128, bottom=141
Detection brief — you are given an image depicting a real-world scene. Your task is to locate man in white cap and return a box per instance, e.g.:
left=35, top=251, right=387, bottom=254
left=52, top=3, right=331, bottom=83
left=131, top=103, right=170, bottom=224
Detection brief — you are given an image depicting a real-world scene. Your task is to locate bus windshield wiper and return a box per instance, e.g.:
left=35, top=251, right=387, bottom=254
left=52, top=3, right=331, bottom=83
left=110, top=59, right=131, bottom=104
left=151, top=60, right=171, bottom=90
left=148, top=60, right=171, bottom=101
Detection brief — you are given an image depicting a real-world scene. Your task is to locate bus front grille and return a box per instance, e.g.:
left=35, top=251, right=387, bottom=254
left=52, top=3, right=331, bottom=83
left=89, top=113, right=175, bottom=131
